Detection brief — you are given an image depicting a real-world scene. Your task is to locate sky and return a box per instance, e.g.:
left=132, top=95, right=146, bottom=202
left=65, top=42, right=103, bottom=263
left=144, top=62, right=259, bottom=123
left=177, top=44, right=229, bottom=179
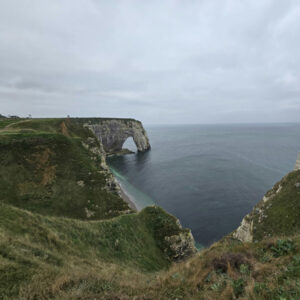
left=0, top=0, right=300, bottom=124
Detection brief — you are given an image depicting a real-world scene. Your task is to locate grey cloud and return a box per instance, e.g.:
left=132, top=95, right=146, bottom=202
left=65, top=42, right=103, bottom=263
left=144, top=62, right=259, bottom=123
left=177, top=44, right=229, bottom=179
left=0, top=0, right=300, bottom=123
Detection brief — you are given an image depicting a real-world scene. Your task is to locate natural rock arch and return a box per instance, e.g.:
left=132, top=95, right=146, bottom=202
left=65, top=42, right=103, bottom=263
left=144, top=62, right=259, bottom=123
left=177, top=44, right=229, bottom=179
left=85, top=118, right=150, bottom=154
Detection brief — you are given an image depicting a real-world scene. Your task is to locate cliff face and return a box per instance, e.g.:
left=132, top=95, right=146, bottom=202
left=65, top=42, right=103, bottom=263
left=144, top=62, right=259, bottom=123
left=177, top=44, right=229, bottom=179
left=295, top=152, right=300, bottom=170
left=85, top=119, right=150, bottom=154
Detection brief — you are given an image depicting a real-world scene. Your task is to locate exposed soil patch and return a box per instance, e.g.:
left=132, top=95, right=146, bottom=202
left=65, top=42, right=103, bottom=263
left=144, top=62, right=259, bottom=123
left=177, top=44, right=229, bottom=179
left=30, top=148, right=56, bottom=186
left=60, top=121, right=69, bottom=137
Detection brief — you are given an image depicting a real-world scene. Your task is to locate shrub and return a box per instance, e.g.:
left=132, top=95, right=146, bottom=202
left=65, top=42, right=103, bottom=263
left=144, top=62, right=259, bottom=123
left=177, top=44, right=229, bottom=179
left=232, top=278, right=245, bottom=297
left=271, top=239, right=294, bottom=257
left=254, top=282, right=268, bottom=295
left=284, top=256, right=300, bottom=278
left=239, top=264, right=250, bottom=275
left=213, top=253, right=249, bottom=273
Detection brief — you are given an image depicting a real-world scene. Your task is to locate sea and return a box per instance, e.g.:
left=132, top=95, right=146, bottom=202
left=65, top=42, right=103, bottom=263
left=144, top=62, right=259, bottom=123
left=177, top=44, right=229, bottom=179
left=107, top=123, right=300, bottom=247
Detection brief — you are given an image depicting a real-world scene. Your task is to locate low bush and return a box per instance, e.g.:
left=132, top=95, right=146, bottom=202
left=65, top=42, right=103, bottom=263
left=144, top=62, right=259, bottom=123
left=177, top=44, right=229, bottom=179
left=271, top=239, right=294, bottom=257
left=213, top=253, right=249, bottom=273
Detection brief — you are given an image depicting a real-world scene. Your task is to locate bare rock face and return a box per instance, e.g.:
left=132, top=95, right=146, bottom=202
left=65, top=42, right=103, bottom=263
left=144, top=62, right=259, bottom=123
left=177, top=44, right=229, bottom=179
left=165, top=230, right=198, bottom=262
left=233, top=217, right=253, bottom=243
left=85, top=119, right=150, bottom=154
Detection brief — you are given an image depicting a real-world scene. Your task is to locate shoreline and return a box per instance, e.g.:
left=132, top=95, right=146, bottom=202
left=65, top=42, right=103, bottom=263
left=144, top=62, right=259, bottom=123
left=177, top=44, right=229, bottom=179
left=115, top=179, right=138, bottom=212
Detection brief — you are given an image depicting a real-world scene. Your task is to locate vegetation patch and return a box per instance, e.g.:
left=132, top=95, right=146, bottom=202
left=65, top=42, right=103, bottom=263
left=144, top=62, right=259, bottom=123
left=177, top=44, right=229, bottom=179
left=212, top=252, right=250, bottom=273
left=271, top=239, right=295, bottom=257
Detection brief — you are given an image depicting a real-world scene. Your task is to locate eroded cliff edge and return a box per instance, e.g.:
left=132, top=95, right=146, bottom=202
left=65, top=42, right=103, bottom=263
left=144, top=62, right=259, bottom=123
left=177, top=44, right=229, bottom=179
left=233, top=158, right=300, bottom=243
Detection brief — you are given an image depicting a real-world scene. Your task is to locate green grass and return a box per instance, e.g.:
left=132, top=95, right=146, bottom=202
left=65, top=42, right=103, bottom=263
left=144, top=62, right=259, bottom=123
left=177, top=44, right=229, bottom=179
left=3, top=200, right=299, bottom=299
left=0, top=118, right=25, bottom=129
left=2, top=118, right=101, bottom=139
left=0, top=203, right=172, bottom=270
left=4, top=118, right=63, bottom=132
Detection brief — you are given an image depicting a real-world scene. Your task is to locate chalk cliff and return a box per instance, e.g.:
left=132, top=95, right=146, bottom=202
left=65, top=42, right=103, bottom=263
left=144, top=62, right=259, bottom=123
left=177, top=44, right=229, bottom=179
left=84, top=118, right=150, bottom=154
left=233, top=154, right=300, bottom=242
left=295, top=152, right=300, bottom=170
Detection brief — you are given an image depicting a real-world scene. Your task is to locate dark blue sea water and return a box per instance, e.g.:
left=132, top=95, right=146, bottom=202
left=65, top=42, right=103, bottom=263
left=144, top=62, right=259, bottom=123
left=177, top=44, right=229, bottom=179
left=107, top=124, right=300, bottom=246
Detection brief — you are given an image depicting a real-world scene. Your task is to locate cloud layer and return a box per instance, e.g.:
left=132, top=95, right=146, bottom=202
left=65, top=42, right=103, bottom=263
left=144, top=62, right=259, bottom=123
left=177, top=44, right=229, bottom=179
left=1, top=0, right=300, bottom=123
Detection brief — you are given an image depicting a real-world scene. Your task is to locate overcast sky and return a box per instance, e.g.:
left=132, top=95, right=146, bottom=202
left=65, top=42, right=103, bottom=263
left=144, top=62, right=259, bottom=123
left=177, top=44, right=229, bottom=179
left=0, top=0, right=300, bottom=124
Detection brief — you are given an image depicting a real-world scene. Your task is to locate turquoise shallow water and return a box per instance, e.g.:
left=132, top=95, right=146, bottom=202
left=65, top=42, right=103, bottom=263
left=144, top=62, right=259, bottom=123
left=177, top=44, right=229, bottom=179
left=107, top=123, right=300, bottom=246
left=110, top=167, right=154, bottom=210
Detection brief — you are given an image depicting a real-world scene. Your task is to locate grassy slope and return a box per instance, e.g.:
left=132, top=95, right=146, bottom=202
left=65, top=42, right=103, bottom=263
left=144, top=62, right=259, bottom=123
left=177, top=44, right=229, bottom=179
left=2, top=202, right=299, bottom=299
left=0, top=204, right=178, bottom=299
left=0, top=118, right=129, bottom=220
left=152, top=235, right=300, bottom=300
left=0, top=118, right=25, bottom=129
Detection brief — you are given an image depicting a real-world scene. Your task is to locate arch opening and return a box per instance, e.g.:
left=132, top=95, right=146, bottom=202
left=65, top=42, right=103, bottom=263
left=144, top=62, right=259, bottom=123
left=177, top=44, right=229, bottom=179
left=122, top=137, right=137, bottom=153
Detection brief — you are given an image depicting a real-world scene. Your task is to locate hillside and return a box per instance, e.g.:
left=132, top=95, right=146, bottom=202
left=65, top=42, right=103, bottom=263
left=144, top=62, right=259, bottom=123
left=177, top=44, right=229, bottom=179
left=0, top=203, right=194, bottom=299
left=0, top=118, right=130, bottom=220
left=1, top=202, right=299, bottom=299
left=0, top=118, right=300, bottom=299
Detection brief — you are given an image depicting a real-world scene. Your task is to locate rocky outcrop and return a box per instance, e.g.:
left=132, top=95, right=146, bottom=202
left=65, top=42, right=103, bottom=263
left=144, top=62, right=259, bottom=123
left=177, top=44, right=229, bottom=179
left=233, top=217, right=253, bottom=243
left=165, top=229, right=197, bottom=262
left=140, top=206, right=197, bottom=262
left=85, top=118, right=150, bottom=154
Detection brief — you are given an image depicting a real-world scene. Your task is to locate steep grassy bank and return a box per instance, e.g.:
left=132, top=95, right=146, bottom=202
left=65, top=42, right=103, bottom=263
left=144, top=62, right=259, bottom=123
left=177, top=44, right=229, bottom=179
left=2, top=202, right=299, bottom=300
left=0, top=203, right=193, bottom=299
left=155, top=235, right=300, bottom=299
